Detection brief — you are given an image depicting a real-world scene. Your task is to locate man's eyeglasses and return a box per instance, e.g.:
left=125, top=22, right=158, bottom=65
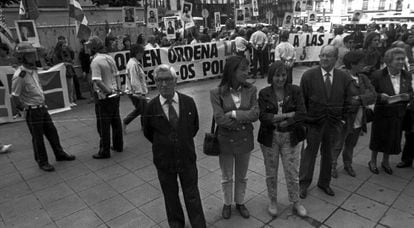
left=155, top=78, right=175, bottom=84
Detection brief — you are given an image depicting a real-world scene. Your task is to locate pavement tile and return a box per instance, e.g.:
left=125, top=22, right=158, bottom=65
left=246, top=171, right=267, bottom=194
left=245, top=194, right=274, bottom=223
left=139, top=197, right=167, bottom=223
left=56, top=163, right=92, bottom=181
left=341, top=164, right=373, bottom=183
left=0, top=182, right=32, bottom=204
left=18, top=165, right=48, bottom=180
left=198, top=156, right=220, bottom=172
left=107, top=173, right=145, bottom=193
left=35, top=182, right=75, bottom=205
left=95, top=164, right=129, bottom=181
left=118, top=155, right=152, bottom=171
left=330, top=172, right=365, bottom=192
left=202, top=194, right=224, bottom=224
left=26, top=172, right=64, bottom=191
left=106, top=209, right=156, bottom=228
left=122, top=183, right=161, bottom=207
left=133, top=164, right=158, bottom=182
left=90, top=195, right=135, bottom=222
left=44, top=194, right=87, bottom=220
left=341, top=194, right=388, bottom=222
left=81, top=158, right=116, bottom=171
left=66, top=172, right=104, bottom=192
left=368, top=173, right=409, bottom=192
left=268, top=209, right=317, bottom=228
left=248, top=155, right=266, bottom=176
left=55, top=208, right=103, bottom=228
left=0, top=162, right=18, bottom=177
left=197, top=165, right=211, bottom=179
left=380, top=207, right=414, bottom=227
left=301, top=195, right=337, bottom=223
left=0, top=172, right=24, bottom=189
left=392, top=166, right=414, bottom=180
left=402, top=181, right=414, bottom=197
left=214, top=215, right=264, bottom=228
left=309, top=185, right=351, bottom=206
left=0, top=194, right=43, bottom=221
left=78, top=182, right=118, bottom=206
left=392, top=193, right=414, bottom=215
left=356, top=181, right=400, bottom=206
left=324, top=208, right=376, bottom=228
left=3, top=209, right=53, bottom=228
left=198, top=171, right=222, bottom=194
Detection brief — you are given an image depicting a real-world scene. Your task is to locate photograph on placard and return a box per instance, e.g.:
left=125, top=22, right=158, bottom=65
left=15, top=20, right=40, bottom=47
left=122, top=7, right=136, bottom=28
left=164, top=17, right=177, bottom=40
left=181, top=2, right=193, bottom=22
left=235, top=8, right=245, bottom=25
left=252, top=0, right=259, bottom=17
left=244, top=5, right=251, bottom=21
left=294, top=0, right=302, bottom=12
left=352, top=10, right=363, bottom=22
left=136, top=0, right=144, bottom=7
left=282, top=12, right=293, bottom=29
left=147, top=8, right=158, bottom=28
left=308, top=11, right=317, bottom=24
left=214, top=12, right=221, bottom=32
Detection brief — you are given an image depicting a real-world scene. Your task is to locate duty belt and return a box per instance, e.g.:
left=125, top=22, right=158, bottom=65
left=25, top=105, right=47, bottom=110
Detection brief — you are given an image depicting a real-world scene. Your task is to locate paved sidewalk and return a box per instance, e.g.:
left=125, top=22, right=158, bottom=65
left=0, top=66, right=413, bottom=228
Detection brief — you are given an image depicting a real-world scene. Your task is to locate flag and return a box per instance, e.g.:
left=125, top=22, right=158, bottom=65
left=19, top=0, right=26, bottom=18
left=0, top=8, right=15, bottom=50
left=69, top=0, right=91, bottom=40
left=19, top=0, right=39, bottom=20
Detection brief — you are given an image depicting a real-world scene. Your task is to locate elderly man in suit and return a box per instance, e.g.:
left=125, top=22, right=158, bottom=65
left=299, top=45, right=352, bottom=199
left=143, top=64, right=206, bottom=228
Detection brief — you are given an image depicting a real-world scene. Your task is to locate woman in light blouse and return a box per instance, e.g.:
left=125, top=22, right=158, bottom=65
left=210, top=55, right=259, bottom=219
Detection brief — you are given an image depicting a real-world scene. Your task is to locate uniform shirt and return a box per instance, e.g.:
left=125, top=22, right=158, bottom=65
left=159, top=92, right=180, bottom=120
left=274, top=41, right=296, bottom=61
left=125, top=58, right=148, bottom=95
left=235, top=36, right=248, bottom=52
left=249, top=30, right=268, bottom=49
left=91, top=53, right=120, bottom=92
left=145, top=43, right=160, bottom=50
left=11, top=66, right=45, bottom=106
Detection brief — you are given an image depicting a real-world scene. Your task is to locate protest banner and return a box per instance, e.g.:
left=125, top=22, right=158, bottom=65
left=270, top=32, right=335, bottom=63
left=0, top=63, right=71, bottom=123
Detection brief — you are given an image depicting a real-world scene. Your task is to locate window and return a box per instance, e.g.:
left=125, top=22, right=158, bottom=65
left=396, top=0, right=403, bottom=11
left=379, top=0, right=386, bottom=10
left=362, top=0, right=368, bottom=10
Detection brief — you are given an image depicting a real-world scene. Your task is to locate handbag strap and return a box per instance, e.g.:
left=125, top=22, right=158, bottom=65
left=210, top=117, right=216, bottom=134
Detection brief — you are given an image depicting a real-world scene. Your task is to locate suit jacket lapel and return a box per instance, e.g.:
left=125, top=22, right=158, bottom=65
left=155, top=95, right=169, bottom=121
left=383, top=67, right=396, bottom=95
left=317, top=68, right=328, bottom=101
left=400, top=71, right=409, bottom=94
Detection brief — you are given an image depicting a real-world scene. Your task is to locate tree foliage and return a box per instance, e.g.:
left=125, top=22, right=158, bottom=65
left=0, top=0, right=19, bottom=8
left=91, top=0, right=142, bottom=7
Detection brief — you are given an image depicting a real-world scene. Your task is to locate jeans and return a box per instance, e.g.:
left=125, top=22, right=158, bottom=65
left=332, top=127, right=361, bottom=168
left=157, top=164, right=206, bottom=228
left=261, top=131, right=301, bottom=203
left=95, top=96, right=123, bottom=156
left=219, top=152, right=251, bottom=205
left=299, top=121, right=342, bottom=189
left=25, top=107, right=65, bottom=165
left=252, top=48, right=266, bottom=76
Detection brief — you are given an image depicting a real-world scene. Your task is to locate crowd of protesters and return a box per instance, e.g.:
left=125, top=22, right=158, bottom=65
left=1, top=20, right=414, bottom=227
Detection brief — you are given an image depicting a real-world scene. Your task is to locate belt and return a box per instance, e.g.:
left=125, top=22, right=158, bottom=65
left=25, top=105, right=47, bottom=110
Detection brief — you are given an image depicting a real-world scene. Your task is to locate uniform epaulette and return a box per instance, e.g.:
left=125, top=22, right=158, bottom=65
left=19, top=71, right=26, bottom=78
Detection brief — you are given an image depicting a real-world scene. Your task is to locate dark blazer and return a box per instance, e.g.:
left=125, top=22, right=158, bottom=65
left=210, top=84, right=259, bottom=155
left=300, top=67, right=353, bottom=125
left=345, top=72, right=376, bottom=132
left=143, top=92, right=199, bottom=172
left=257, top=84, right=307, bottom=147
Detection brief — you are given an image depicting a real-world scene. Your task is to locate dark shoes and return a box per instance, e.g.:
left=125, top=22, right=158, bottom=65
left=368, top=162, right=379, bottom=174
left=299, top=188, right=307, bottom=199
left=381, top=163, right=393, bottom=175
left=111, top=146, right=123, bottom=153
left=397, top=161, right=412, bottom=168
left=39, top=163, right=55, bottom=172
left=92, top=153, right=111, bottom=159
left=236, top=204, right=250, bottom=218
left=222, top=205, right=231, bottom=219
left=317, top=185, right=335, bottom=196
left=56, top=153, right=76, bottom=161
left=344, top=166, right=356, bottom=177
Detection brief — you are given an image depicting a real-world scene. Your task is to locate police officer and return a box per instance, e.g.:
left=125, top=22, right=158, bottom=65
left=86, top=36, right=123, bottom=159
left=11, top=43, right=75, bottom=172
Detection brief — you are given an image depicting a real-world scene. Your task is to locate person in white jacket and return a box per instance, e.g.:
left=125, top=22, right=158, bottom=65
left=123, top=44, right=148, bottom=134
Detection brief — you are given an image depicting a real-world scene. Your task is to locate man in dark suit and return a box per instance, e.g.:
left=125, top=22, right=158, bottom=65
left=299, top=45, right=352, bottom=199
left=143, top=64, right=206, bottom=228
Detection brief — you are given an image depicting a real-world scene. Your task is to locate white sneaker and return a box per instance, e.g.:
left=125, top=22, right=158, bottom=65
left=293, top=202, right=307, bottom=217
left=0, top=144, right=12, bottom=153
left=70, top=103, right=77, bottom=107
left=268, top=200, right=278, bottom=216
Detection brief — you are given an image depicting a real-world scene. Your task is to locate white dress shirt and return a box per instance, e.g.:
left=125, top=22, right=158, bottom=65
left=389, top=71, right=401, bottom=95
left=321, top=68, right=334, bottom=82
left=159, top=92, right=180, bottom=120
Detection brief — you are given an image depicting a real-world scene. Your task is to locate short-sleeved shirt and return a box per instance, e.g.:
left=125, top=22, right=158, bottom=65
left=11, top=66, right=45, bottom=106
left=90, top=53, right=119, bottom=91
